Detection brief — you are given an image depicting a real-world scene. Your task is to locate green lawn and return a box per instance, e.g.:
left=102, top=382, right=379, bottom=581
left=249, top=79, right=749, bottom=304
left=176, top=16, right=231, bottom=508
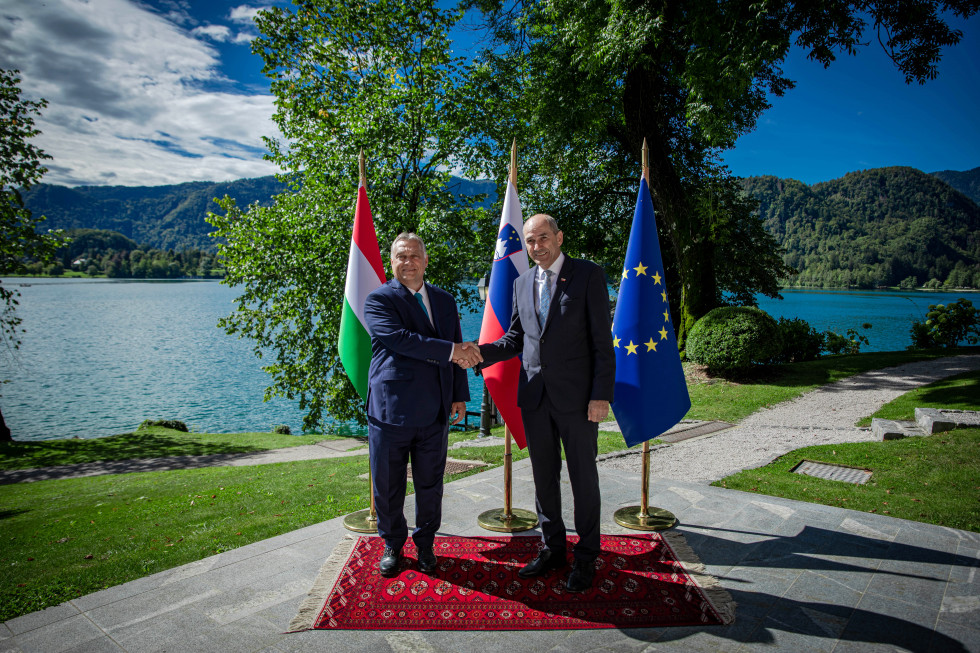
left=1, top=348, right=977, bottom=622
left=715, top=368, right=980, bottom=533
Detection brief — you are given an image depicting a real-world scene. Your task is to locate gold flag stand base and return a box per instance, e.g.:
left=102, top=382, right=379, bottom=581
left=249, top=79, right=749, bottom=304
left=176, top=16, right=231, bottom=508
left=478, top=425, right=539, bottom=533
left=613, top=505, right=677, bottom=531
left=478, top=507, right=539, bottom=533
left=614, top=440, right=677, bottom=532
left=343, top=509, right=378, bottom=533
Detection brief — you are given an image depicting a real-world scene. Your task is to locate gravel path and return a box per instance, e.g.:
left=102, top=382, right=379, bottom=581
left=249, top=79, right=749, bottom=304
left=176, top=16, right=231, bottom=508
left=597, top=354, right=980, bottom=484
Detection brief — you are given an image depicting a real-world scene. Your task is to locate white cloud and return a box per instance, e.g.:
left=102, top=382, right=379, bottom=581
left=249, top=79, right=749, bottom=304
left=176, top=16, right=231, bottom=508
left=229, top=5, right=267, bottom=24
left=191, top=24, right=233, bottom=41
left=0, top=0, right=281, bottom=186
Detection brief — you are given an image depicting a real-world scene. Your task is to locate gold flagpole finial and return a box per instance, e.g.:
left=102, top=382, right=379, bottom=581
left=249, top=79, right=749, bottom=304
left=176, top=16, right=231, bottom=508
left=359, top=149, right=366, bottom=187
left=641, top=138, right=650, bottom=184
left=509, top=138, right=517, bottom=189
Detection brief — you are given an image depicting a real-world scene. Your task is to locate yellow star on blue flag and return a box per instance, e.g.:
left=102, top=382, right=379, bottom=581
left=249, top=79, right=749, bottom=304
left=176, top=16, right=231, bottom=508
left=610, top=175, right=691, bottom=447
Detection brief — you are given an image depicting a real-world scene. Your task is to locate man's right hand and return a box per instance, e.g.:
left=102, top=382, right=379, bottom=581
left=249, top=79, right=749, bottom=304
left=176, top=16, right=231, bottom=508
left=452, top=342, right=483, bottom=369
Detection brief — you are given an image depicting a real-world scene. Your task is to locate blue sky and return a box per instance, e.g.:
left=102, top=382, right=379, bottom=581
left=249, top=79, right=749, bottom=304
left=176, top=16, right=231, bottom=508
left=1, top=0, right=977, bottom=187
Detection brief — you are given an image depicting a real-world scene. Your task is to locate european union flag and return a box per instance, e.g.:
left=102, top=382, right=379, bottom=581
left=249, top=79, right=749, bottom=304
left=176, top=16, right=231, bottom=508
left=611, top=176, right=691, bottom=447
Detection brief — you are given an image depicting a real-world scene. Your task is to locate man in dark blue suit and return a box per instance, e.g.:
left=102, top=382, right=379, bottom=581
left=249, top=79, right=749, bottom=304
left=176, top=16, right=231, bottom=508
left=479, top=214, right=615, bottom=592
left=364, top=232, right=481, bottom=578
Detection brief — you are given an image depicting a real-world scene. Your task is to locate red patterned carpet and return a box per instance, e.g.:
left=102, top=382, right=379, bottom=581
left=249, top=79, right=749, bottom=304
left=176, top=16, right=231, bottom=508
left=289, top=533, right=735, bottom=631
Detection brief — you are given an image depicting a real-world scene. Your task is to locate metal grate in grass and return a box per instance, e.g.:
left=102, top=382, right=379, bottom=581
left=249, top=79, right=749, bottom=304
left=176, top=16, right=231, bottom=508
left=791, top=460, right=872, bottom=485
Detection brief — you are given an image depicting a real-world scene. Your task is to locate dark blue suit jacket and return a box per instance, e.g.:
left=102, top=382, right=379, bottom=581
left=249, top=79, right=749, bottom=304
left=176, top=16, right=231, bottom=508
left=480, top=256, right=615, bottom=413
left=364, top=279, right=469, bottom=427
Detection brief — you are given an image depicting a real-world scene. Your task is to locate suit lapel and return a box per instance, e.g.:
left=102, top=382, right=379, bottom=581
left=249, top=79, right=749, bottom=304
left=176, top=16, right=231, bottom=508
left=423, top=282, right=445, bottom=338
left=518, top=270, right=541, bottom=337
left=541, top=257, right=574, bottom=332
left=394, top=279, right=435, bottom=335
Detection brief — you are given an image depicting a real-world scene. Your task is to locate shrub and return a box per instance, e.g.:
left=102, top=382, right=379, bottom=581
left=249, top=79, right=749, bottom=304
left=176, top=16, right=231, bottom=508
left=686, top=306, right=781, bottom=373
left=772, top=317, right=823, bottom=363
left=139, top=419, right=189, bottom=432
left=272, top=424, right=291, bottom=435
left=822, top=323, right=872, bottom=356
left=909, top=298, right=980, bottom=349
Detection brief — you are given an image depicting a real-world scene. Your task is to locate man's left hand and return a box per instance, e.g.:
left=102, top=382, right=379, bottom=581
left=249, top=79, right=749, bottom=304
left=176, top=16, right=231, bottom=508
left=450, top=401, right=466, bottom=425
left=587, top=400, right=610, bottom=423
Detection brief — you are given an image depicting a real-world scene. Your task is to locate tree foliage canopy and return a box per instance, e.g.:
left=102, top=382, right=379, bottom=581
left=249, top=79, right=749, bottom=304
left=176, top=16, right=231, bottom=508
left=207, top=0, right=493, bottom=430
left=1, top=69, right=62, bottom=351
left=466, top=0, right=979, bottom=343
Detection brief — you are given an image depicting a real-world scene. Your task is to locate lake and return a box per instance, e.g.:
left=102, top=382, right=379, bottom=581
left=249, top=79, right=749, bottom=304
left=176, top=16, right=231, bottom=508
left=0, top=278, right=974, bottom=442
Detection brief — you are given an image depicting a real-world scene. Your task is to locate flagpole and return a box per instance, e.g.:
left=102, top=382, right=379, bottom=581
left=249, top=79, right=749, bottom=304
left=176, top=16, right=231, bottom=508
left=613, top=139, right=678, bottom=532
left=344, top=149, right=379, bottom=534
left=478, top=139, right=538, bottom=533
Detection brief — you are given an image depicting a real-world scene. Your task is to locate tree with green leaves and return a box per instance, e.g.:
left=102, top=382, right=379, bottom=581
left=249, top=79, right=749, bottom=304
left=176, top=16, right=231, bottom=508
left=467, top=0, right=979, bottom=345
left=1, top=69, right=63, bottom=441
left=207, top=0, right=493, bottom=431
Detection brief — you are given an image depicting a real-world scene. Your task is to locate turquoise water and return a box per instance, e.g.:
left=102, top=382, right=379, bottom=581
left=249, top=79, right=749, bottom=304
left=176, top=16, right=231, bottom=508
left=0, top=278, right=974, bottom=442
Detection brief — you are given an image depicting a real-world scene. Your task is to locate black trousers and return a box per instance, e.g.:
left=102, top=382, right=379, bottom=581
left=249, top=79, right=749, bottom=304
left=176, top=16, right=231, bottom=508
left=368, top=418, right=449, bottom=551
left=521, top=393, right=601, bottom=561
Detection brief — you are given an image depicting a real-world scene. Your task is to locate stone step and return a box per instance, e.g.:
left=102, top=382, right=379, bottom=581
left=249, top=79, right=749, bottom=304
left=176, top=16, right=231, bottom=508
left=871, top=418, right=927, bottom=441
left=915, top=407, right=958, bottom=434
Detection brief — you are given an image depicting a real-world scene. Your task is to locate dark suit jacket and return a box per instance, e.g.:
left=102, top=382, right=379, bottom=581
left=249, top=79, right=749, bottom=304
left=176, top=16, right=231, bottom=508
left=364, top=279, right=469, bottom=427
left=480, top=256, right=615, bottom=413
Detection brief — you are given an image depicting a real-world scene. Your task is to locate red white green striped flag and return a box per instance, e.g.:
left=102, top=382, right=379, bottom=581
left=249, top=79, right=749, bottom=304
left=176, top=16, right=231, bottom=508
left=338, top=182, right=386, bottom=400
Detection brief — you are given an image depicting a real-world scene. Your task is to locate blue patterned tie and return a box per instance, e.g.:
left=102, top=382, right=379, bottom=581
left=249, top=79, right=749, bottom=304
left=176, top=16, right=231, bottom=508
left=538, top=269, right=552, bottom=329
left=414, top=291, right=430, bottom=322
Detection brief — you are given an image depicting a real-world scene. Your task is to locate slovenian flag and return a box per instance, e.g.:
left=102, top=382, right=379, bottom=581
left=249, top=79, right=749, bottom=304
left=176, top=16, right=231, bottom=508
left=611, top=175, right=691, bottom=446
left=338, top=181, right=386, bottom=400
left=478, top=179, right=529, bottom=448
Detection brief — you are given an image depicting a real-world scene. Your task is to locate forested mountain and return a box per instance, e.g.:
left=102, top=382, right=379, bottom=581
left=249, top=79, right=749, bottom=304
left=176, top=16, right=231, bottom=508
left=22, top=177, right=287, bottom=251
left=16, top=228, right=222, bottom=279
left=23, top=175, right=497, bottom=252
left=742, top=167, right=980, bottom=289
left=23, top=166, right=980, bottom=289
left=931, top=166, right=980, bottom=204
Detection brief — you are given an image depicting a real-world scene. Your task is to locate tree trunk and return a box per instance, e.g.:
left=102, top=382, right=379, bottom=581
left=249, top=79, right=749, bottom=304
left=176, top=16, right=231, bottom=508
left=0, top=406, right=11, bottom=442
left=620, top=39, right=720, bottom=350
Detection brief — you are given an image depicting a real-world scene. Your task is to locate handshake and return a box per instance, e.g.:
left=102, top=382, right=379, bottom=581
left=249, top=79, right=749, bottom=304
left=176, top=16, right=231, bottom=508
left=452, top=341, right=483, bottom=369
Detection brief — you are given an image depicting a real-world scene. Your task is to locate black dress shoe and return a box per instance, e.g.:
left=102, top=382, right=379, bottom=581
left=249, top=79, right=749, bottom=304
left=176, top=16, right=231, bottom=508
left=379, top=546, right=401, bottom=578
left=566, top=559, right=595, bottom=592
left=517, top=549, right=567, bottom=578
left=417, top=546, right=437, bottom=573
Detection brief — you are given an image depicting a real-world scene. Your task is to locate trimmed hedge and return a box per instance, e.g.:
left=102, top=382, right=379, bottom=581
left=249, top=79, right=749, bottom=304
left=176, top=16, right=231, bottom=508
left=686, top=306, right=781, bottom=373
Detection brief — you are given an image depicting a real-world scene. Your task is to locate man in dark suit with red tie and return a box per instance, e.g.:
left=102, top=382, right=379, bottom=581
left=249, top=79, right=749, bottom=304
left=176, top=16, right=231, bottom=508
left=364, top=232, right=481, bottom=577
left=479, top=214, right=615, bottom=592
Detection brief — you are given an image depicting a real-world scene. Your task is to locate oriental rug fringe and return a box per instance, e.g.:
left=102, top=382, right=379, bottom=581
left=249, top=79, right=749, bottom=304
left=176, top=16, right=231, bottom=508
left=288, top=532, right=734, bottom=632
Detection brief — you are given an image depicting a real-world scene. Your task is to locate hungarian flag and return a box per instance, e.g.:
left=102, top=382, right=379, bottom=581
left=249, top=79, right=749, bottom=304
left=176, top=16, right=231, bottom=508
left=610, top=175, right=691, bottom=446
left=478, top=180, right=529, bottom=448
left=339, top=182, right=386, bottom=400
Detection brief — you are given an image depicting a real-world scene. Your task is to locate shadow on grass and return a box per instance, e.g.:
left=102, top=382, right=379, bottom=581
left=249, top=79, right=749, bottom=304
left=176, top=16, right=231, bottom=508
left=915, top=375, right=980, bottom=407
left=700, top=348, right=980, bottom=390
left=0, top=430, right=267, bottom=472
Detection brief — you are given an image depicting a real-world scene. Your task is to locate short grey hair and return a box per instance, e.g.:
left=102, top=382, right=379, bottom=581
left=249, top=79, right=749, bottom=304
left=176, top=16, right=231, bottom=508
left=524, top=213, right=560, bottom=235
left=390, top=232, right=427, bottom=258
